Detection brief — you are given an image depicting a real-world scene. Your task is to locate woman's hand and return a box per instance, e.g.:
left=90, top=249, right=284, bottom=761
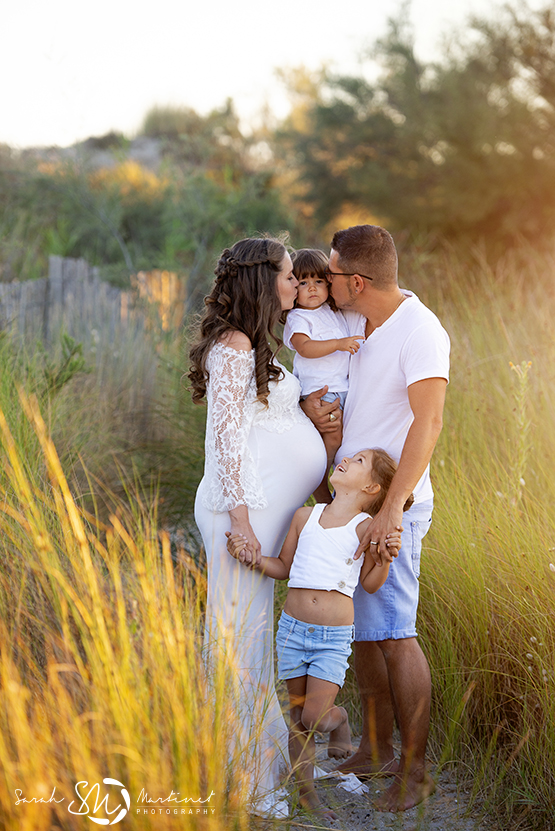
left=228, top=505, right=262, bottom=566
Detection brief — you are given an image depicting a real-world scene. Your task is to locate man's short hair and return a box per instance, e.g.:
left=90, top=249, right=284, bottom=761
left=331, top=225, right=398, bottom=289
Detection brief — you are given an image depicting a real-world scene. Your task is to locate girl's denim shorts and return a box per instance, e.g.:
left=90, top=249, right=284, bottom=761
left=276, top=611, right=354, bottom=688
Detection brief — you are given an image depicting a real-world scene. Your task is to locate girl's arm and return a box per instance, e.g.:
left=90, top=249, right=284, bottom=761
left=358, top=521, right=402, bottom=594
left=226, top=506, right=312, bottom=580
left=290, top=332, right=364, bottom=358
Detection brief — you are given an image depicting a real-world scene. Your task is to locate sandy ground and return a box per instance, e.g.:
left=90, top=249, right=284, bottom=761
left=269, top=737, right=494, bottom=831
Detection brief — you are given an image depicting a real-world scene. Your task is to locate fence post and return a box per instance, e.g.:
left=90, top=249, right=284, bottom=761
left=46, top=256, right=64, bottom=345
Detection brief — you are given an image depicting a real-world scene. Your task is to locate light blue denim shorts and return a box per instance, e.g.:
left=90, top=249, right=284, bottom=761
left=353, top=499, right=433, bottom=641
left=276, top=611, right=355, bottom=688
left=321, top=390, right=347, bottom=409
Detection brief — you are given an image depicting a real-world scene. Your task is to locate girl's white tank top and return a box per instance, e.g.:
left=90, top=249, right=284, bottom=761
left=287, top=503, right=368, bottom=598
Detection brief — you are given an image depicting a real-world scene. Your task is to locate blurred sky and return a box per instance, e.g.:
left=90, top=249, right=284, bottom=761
left=0, top=0, right=540, bottom=148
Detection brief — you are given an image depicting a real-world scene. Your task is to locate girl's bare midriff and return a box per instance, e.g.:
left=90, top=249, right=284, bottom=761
left=284, top=587, right=354, bottom=626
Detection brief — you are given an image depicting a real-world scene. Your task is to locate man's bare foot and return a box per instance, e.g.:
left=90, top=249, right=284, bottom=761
left=328, top=715, right=354, bottom=759
left=375, top=771, right=436, bottom=812
left=299, top=789, right=339, bottom=822
left=335, top=749, right=399, bottom=777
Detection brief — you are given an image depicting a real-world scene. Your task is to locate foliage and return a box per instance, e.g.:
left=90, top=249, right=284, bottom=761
left=276, top=2, right=555, bottom=243
left=0, top=106, right=297, bottom=303
left=402, top=239, right=555, bottom=828
left=141, top=100, right=250, bottom=181
left=0, top=394, right=250, bottom=831
left=0, top=237, right=555, bottom=828
left=36, top=333, right=90, bottom=397
left=320, top=237, right=555, bottom=829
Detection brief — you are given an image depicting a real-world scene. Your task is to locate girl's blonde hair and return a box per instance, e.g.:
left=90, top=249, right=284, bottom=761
left=365, top=448, right=415, bottom=514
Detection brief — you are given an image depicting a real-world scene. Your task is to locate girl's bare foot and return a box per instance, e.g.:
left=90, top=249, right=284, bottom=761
left=327, top=712, right=354, bottom=759
left=299, top=789, right=339, bottom=822
left=335, top=749, right=400, bottom=776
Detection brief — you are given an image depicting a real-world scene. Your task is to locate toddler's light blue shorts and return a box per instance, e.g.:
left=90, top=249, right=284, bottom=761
left=321, top=390, right=347, bottom=409
left=276, top=611, right=354, bottom=688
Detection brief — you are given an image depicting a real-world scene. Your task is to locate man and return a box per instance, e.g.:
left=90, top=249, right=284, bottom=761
left=302, top=225, right=449, bottom=811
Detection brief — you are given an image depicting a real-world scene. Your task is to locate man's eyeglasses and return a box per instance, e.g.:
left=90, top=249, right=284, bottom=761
left=324, top=268, right=373, bottom=281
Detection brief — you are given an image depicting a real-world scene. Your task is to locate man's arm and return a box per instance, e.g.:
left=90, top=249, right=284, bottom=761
left=355, top=377, right=447, bottom=563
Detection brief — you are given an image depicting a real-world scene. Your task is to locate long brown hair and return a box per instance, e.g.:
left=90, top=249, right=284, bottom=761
left=188, top=237, right=287, bottom=405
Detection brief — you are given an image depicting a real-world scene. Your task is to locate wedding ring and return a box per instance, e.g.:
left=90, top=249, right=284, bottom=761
left=370, top=540, right=378, bottom=545
left=329, top=412, right=337, bottom=422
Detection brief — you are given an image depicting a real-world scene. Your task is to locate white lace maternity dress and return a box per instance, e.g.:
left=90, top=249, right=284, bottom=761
left=194, top=342, right=327, bottom=814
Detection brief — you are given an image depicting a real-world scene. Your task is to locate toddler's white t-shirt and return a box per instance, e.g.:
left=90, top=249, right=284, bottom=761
left=283, top=305, right=350, bottom=396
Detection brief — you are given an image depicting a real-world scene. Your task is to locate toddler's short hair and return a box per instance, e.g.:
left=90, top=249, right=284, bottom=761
left=291, top=248, right=338, bottom=312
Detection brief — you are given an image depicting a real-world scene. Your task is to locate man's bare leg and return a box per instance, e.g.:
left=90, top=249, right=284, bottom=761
left=374, top=637, right=435, bottom=811
left=336, top=641, right=399, bottom=776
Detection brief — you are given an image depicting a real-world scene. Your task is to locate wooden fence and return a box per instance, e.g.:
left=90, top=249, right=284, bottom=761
left=0, top=256, right=186, bottom=347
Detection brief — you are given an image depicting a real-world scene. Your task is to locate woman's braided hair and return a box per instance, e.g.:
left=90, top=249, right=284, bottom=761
left=188, top=237, right=287, bottom=406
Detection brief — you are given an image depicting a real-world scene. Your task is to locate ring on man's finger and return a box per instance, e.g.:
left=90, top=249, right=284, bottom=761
left=329, top=412, right=337, bottom=422
left=370, top=540, right=378, bottom=545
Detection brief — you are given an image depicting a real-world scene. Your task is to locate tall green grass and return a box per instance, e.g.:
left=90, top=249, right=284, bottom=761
left=406, top=240, right=555, bottom=829
left=0, top=391, right=253, bottom=830
left=1, top=239, right=555, bottom=829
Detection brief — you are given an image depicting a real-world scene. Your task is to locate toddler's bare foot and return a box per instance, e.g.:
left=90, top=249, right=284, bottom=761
left=335, top=749, right=399, bottom=777
left=375, top=770, right=436, bottom=811
left=327, top=711, right=354, bottom=759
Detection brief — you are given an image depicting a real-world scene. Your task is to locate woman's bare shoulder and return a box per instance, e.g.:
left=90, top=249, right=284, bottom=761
left=217, top=330, right=253, bottom=351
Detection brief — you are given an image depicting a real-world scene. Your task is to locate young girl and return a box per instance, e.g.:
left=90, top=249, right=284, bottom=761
left=227, top=447, right=412, bottom=821
left=283, top=249, right=363, bottom=502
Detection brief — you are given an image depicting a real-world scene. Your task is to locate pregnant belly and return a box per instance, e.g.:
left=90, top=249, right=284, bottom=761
left=249, top=420, right=327, bottom=508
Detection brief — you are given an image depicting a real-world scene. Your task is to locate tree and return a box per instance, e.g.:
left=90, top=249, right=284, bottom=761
left=276, top=3, right=555, bottom=242
left=0, top=103, right=298, bottom=293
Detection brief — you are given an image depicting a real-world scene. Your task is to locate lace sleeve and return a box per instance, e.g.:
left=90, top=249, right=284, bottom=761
left=201, top=343, right=267, bottom=512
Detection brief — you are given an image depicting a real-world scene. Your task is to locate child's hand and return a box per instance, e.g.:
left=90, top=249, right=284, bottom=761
left=226, top=531, right=248, bottom=561
left=225, top=532, right=260, bottom=567
left=384, top=529, right=402, bottom=558
left=337, top=335, right=364, bottom=355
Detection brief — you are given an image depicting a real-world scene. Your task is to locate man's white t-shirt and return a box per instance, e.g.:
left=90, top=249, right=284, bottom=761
left=336, top=291, right=450, bottom=504
left=283, top=305, right=350, bottom=396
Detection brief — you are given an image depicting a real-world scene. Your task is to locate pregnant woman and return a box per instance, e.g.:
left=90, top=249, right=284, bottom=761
left=189, top=237, right=329, bottom=816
